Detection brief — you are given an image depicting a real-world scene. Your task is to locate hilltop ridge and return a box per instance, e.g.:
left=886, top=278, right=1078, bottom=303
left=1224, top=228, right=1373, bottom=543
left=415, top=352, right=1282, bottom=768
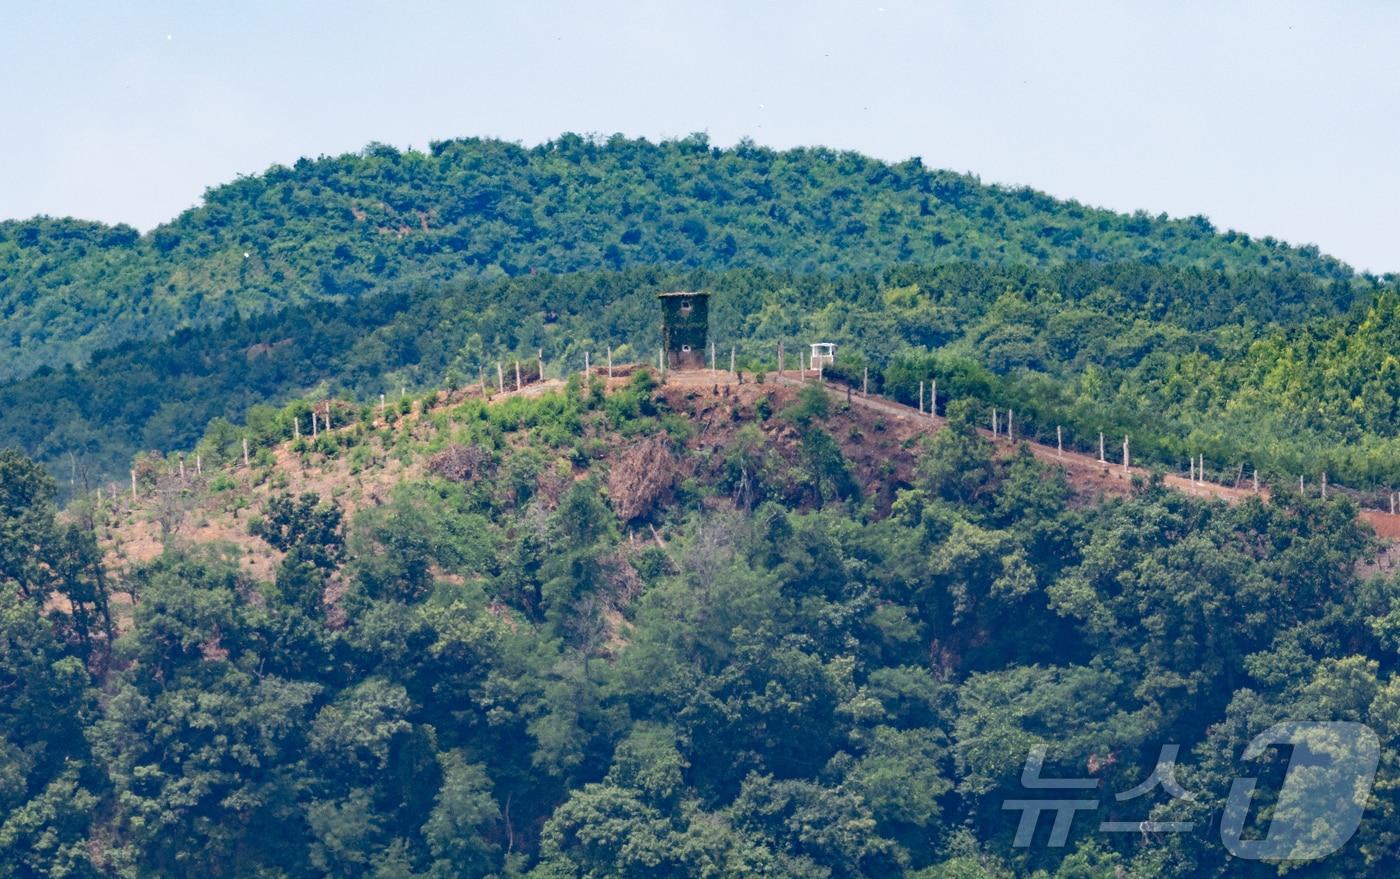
left=99, top=364, right=1400, bottom=592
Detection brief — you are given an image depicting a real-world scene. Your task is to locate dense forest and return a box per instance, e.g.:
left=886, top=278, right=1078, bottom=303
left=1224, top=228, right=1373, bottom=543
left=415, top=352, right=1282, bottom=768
left=0, top=133, right=1359, bottom=381
left=4, top=374, right=1398, bottom=878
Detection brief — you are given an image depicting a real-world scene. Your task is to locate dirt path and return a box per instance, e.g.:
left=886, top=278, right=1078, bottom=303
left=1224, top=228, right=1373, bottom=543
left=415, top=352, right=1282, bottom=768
left=774, top=372, right=1400, bottom=539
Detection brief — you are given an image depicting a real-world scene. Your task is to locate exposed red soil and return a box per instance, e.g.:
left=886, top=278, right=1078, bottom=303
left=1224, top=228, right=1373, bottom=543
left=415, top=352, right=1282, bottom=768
left=785, top=374, right=1400, bottom=535
left=99, top=366, right=1400, bottom=606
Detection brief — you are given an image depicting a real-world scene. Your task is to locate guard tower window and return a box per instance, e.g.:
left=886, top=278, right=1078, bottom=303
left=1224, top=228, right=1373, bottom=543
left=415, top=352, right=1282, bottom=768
left=679, top=299, right=693, bottom=315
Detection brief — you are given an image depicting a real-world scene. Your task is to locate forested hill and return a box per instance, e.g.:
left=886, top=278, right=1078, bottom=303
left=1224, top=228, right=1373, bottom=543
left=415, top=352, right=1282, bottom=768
left=7, top=373, right=1399, bottom=878
left=0, top=133, right=1356, bottom=380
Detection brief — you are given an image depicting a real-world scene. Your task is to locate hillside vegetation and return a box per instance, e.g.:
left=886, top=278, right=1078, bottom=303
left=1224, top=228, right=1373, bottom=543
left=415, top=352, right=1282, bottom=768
left=0, top=133, right=1356, bottom=380
left=8, top=258, right=1399, bottom=500
left=4, top=372, right=1398, bottom=878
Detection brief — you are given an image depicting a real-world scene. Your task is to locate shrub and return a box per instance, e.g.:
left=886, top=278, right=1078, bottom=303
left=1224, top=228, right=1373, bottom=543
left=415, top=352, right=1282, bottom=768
left=427, top=443, right=492, bottom=483
left=608, top=437, right=678, bottom=522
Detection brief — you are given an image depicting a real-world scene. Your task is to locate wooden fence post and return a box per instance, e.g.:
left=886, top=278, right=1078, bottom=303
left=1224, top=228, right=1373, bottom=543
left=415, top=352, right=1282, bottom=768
left=930, top=380, right=936, bottom=416
left=606, top=346, right=612, bottom=380
left=862, top=366, right=868, bottom=397
left=778, top=342, right=784, bottom=376
left=131, top=470, right=137, bottom=500
left=992, top=408, right=998, bottom=436
left=243, top=437, right=250, bottom=468
left=516, top=360, right=522, bottom=390
left=497, top=362, right=504, bottom=394
left=1008, top=410, right=1014, bottom=443
left=730, top=346, right=736, bottom=376
left=1099, top=432, right=1105, bottom=463
left=1122, top=435, right=1130, bottom=472
left=919, top=381, right=925, bottom=414
left=1057, top=426, right=1063, bottom=457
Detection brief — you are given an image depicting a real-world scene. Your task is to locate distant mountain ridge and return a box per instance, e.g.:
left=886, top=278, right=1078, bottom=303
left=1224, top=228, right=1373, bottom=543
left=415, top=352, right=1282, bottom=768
left=0, top=132, right=1355, bottom=381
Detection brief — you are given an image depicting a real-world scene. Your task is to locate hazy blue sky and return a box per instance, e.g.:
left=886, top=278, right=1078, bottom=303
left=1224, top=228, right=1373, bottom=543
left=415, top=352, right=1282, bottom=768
left=2, top=1, right=1396, bottom=271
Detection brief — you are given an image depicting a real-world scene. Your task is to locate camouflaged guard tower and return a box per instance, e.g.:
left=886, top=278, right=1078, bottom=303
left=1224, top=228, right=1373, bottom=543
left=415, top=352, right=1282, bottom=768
left=658, top=291, right=710, bottom=369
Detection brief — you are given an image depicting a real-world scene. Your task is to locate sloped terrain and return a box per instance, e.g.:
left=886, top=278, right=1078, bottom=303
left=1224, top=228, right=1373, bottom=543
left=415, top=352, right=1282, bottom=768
left=11, top=362, right=1400, bottom=878
left=96, top=366, right=1400, bottom=628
